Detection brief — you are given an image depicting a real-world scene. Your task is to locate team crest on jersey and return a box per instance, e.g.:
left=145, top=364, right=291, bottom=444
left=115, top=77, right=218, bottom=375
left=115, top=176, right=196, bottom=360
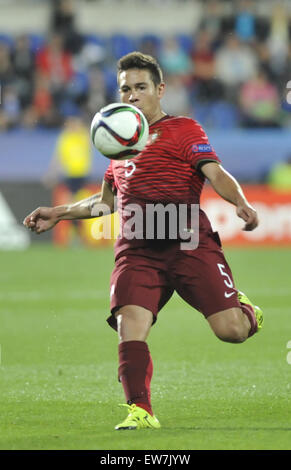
left=192, top=143, right=212, bottom=153
left=148, top=129, right=162, bottom=145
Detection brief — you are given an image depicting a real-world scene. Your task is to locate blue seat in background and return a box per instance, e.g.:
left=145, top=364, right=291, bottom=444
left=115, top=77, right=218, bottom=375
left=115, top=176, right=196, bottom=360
left=175, top=33, right=194, bottom=54
left=192, top=101, right=239, bottom=129
left=0, top=33, right=14, bottom=49
left=83, top=34, right=108, bottom=49
left=281, top=99, right=291, bottom=113
left=27, top=34, right=46, bottom=53
left=211, top=101, right=240, bottom=129
left=110, top=34, right=137, bottom=59
left=102, top=66, right=118, bottom=97
left=0, top=32, right=45, bottom=53
left=59, top=99, right=81, bottom=118
left=137, top=33, right=162, bottom=54
left=192, top=102, right=212, bottom=127
left=68, top=71, right=90, bottom=97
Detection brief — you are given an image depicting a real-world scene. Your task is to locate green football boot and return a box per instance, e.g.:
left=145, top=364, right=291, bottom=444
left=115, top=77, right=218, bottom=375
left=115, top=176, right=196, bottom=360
left=238, top=291, right=264, bottom=332
left=115, top=404, right=161, bottom=430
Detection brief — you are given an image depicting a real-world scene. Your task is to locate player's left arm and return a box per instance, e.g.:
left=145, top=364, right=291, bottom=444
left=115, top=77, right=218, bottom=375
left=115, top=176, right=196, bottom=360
left=201, top=162, right=259, bottom=231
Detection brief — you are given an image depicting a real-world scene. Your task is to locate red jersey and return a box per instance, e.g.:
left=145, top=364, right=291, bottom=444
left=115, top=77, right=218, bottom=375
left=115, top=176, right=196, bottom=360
left=103, top=115, right=221, bottom=255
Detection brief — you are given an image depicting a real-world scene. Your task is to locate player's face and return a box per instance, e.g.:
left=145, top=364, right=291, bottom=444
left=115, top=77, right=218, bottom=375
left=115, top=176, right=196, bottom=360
left=118, top=68, right=165, bottom=125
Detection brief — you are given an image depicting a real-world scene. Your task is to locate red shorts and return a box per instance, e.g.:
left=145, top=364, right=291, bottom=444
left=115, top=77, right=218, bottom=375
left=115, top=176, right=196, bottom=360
left=107, top=230, right=240, bottom=330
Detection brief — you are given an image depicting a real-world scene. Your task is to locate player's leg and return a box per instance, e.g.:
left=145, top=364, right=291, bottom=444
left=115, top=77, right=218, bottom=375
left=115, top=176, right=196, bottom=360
left=172, top=231, right=263, bottom=343
left=115, top=304, right=153, bottom=342
left=207, top=306, right=252, bottom=343
left=107, top=252, right=173, bottom=430
left=207, top=289, right=264, bottom=343
left=113, top=305, right=161, bottom=430
left=115, top=304, right=154, bottom=416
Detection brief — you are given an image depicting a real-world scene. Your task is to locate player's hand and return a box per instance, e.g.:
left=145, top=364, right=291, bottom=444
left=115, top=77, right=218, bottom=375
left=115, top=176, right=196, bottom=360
left=23, top=207, right=58, bottom=234
left=236, top=203, right=258, bottom=231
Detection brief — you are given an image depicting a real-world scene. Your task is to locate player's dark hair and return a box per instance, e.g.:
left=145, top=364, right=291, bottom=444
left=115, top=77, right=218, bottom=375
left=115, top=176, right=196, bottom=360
left=117, top=52, right=163, bottom=87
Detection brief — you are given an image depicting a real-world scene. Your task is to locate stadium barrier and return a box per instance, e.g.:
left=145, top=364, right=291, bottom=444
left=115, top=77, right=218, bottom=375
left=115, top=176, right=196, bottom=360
left=1, top=182, right=290, bottom=249
left=52, top=183, right=116, bottom=247
left=52, top=184, right=291, bottom=247
left=1, top=129, right=291, bottom=183
left=0, top=182, right=52, bottom=250
left=201, top=185, right=291, bottom=246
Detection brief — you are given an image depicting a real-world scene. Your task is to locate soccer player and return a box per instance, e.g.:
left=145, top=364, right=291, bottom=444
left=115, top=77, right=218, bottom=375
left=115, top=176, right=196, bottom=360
left=23, top=52, right=263, bottom=431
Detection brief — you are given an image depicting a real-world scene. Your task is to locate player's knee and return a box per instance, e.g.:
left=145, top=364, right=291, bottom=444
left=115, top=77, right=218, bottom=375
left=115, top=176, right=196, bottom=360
left=208, top=308, right=249, bottom=344
left=215, top=322, right=248, bottom=344
left=115, top=305, right=153, bottom=342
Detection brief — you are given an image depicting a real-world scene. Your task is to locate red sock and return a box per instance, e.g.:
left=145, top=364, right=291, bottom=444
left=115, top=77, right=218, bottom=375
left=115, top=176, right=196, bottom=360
left=240, top=302, right=258, bottom=337
left=118, top=340, right=153, bottom=415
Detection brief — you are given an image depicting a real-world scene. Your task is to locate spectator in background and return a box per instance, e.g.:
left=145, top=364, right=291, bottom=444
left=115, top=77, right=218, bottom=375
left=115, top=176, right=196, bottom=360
left=51, top=0, right=83, bottom=54
left=255, top=40, right=275, bottom=81
left=22, top=72, right=61, bottom=128
left=199, top=0, right=224, bottom=44
left=44, top=114, right=92, bottom=191
left=0, top=43, right=20, bottom=130
left=11, top=35, right=34, bottom=81
left=159, top=36, right=192, bottom=77
left=85, top=67, right=107, bottom=118
left=267, top=3, right=289, bottom=80
left=161, top=74, right=191, bottom=117
left=267, top=3, right=290, bottom=92
left=282, top=42, right=291, bottom=96
left=11, top=35, right=35, bottom=109
left=75, top=39, right=106, bottom=70
left=0, top=84, right=21, bottom=130
left=44, top=114, right=91, bottom=187
left=215, top=34, right=258, bottom=100
left=43, top=114, right=93, bottom=243
left=239, top=68, right=280, bottom=128
left=234, top=0, right=255, bottom=42
left=268, top=156, right=291, bottom=191
left=0, top=43, right=14, bottom=86
left=139, top=36, right=160, bottom=58
left=35, top=33, right=73, bottom=104
left=190, top=29, right=224, bottom=102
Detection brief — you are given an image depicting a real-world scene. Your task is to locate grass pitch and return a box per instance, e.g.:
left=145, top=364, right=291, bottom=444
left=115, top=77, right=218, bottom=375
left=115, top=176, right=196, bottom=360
left=0, top=244, right=291, bottom=450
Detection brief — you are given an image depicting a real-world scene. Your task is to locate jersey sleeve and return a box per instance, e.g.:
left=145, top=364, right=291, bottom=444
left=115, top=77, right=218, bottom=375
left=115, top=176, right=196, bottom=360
left=103, top=161, right=116, bottom=191
left=178, top=119, right=221, bottom=170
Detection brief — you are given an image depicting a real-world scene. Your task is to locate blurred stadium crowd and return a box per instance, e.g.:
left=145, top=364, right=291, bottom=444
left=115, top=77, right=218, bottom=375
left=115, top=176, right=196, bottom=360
left=0, top=0, right=290, bottom=131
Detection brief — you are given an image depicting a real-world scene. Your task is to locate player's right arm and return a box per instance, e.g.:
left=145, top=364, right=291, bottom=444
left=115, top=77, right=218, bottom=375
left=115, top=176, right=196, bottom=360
left=23, top=180, right=115, bottom=234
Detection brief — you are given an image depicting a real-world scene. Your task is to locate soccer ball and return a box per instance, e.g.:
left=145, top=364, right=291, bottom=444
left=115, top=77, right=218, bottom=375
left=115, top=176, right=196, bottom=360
left=90, top=103, right=149, bottom=160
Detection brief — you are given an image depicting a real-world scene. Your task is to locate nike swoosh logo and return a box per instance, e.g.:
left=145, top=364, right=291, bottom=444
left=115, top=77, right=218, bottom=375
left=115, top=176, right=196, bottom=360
left=224, top=291, right=236, bottom=298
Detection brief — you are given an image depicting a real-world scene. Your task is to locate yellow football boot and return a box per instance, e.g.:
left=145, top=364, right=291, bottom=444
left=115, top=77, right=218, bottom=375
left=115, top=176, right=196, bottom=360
left=238, top=291, right=264, bottom=332
left=115, top=404, right=161, bottom=430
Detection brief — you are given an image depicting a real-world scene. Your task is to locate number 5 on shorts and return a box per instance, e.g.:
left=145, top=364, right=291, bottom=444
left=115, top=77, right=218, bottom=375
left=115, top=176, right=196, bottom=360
left=217, top=263, right=233, bottom=288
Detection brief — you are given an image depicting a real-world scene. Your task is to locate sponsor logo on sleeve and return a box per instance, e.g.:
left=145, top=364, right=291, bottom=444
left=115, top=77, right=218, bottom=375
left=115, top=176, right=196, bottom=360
left=192, top=143, right=213, bottom=153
